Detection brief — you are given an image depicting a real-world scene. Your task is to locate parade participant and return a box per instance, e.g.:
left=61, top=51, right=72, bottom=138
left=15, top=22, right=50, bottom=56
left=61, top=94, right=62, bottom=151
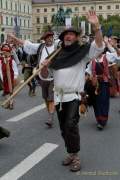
left=0, top=44, right=19, bottom=109
left=86, top=51, right=110, bottom=130
left=86, top=39, right=120, bottom=130
left=11, top=44, right=20, bottom=65
left=7, top=31, right=57, bottom=127
left=0, top=126, right=10, bottom=139
left=7, top=10, right=104, bottom=171
left=37, top=32, right=56, bottom=127
left=0, top=77, right=3, bottom=91
left=42, top=11, right=104, bottom=171
left=21, top=51, right=37, bottom=97
left=104, top=36, right=120, bottom=96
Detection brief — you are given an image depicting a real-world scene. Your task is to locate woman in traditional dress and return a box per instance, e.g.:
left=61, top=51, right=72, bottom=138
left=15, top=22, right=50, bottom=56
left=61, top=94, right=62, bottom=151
left=0, top=44, right=19, bottom=109
left=86, top=52, right=110, bottom=130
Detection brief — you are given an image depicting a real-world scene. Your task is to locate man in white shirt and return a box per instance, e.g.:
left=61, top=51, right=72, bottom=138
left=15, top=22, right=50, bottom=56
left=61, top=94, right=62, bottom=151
left=7, top=10, right=105, bottom=172
left=40, top=11, right=105, bottom=172
left=37, top=32, right=55, bottom=127
left=7, top=31, right=56, bottom=127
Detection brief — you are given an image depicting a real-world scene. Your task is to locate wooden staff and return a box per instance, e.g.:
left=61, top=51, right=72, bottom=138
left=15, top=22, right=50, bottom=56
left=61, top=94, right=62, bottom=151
left=1, top=47, right=62, bottom=107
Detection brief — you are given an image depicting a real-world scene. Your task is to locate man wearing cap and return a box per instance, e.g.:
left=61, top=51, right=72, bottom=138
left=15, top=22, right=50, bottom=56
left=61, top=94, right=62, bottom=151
left=37, top=31, right=56, bottom=127
left=7, top=11, right=105, bottom=171
left=7, top=31, right=58, bottom=127
left=45, top=11, right=105, bottom=171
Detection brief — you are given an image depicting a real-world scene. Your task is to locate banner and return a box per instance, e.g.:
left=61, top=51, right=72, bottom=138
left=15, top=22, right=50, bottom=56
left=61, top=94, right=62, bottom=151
left=65, top=17, right=72, bottom=28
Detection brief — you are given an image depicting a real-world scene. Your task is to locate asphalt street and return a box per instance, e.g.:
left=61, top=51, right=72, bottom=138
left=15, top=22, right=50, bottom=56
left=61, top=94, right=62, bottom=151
left=0, top=86, right=120, bottom=180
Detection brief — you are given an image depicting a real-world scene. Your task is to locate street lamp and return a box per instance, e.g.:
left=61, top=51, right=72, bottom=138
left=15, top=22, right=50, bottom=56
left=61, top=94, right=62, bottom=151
left=14, top=0, right=20, bottom=37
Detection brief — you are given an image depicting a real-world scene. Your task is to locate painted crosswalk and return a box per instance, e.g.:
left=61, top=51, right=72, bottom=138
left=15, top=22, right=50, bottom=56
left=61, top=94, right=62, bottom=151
left=0, top=143, right=59, bottom=180
left=6, top=103, right=46, bottom=122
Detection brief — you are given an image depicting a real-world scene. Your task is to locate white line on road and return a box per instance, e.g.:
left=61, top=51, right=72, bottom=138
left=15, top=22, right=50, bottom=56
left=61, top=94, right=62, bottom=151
left=6, top=103, right=46, bottom=122
left=0, top=143, right=58, bottom=180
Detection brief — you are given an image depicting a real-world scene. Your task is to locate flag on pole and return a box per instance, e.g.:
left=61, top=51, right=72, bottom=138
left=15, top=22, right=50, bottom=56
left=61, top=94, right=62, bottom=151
left=107, top=26, right=113, bottom=37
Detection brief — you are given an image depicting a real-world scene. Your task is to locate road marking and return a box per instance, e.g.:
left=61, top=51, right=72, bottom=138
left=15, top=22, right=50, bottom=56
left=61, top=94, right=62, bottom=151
left=0, top=143, right=58, bottom=180
left=6, top=103, right=46, bottom=122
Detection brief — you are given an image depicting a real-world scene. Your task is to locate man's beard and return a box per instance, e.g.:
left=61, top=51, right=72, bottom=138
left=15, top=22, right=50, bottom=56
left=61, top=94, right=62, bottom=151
left=64, top=40, right=73, bottom=46
left=46, top=40, right=53, bottom=46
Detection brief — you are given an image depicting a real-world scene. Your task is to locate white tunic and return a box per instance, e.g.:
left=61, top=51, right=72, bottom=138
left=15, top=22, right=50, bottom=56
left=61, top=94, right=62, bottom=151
left=23, top=40, right=105, bottom=104
left=53, top=41, right=105, bottom=105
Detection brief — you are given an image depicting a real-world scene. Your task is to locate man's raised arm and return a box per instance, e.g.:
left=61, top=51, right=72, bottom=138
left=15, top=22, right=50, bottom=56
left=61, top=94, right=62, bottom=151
left=7, top=34, right=40, bottom=55
left=86, top=11, right=103, bottom=48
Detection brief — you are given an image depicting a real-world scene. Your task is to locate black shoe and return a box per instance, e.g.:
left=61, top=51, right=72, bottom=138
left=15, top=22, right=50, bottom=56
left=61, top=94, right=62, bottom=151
left=97, top=123, right=104, bottom=130
left=0, top=127, right=10, bottom=139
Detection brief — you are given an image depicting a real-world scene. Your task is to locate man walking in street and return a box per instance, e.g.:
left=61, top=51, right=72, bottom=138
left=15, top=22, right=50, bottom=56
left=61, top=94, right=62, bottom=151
left=8, top=31, right=57, bottom=127
left=7, top=11, right=105, bottom=171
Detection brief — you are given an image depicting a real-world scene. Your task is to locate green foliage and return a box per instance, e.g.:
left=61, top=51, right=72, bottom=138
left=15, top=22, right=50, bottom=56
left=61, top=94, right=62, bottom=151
left=42, top=25, right=52, bottom=33
left=99, top=15, right=120, bottom=37
left=72, top=16, right=87, bottom=30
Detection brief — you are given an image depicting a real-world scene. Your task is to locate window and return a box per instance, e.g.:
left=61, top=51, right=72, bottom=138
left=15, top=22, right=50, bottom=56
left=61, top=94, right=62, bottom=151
left=44, top=8, right=47, bottom=12
left=51, top=8, right=55, bottom=12
left=28, top=6, right=29, bottom=14
left=44, top=17, right=47, bottom=23
left=116, top=5, right=119, bottom=9
left=19, top=4, right=21, bottom=12
left=15, top=3, right=17, bottom=11
left=0, top=15, right=3, bottom=25
left=28, top=20, right=30, bottom=27
left=20, top=19, right=22, bottom=26
left=37, top=28, right=40, bottom=34
left=107, top=15, right=111, bottom=19
left=28, top=35, right=30, bottom=39
left=11, top=17, right=13, bottom=26
left=75, top=7, right=79, bottom=11
left=91, top=6, right=94, bottom=10
left=99, top=6, right=102, bottom=10
left=24, top=5, right=26, bottom=13
left=82, top=7, right=86, bottom=11
left=37, top=9, right=40, bottom=13
left=6, top=0, right=8, bottom=9
left=6, top=17, right=8, bottom=25
left=24, top=19, right=26, bottom=27
left=11, top=2, right=12, bottom=10
left=107, top=5, right=111, bottom=10
left=36, top=17, right=40, bottom=24
left=0, top=0, right=3, bottom=8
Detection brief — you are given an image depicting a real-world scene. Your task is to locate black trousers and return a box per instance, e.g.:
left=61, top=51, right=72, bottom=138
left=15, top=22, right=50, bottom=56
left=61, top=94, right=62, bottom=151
left=56, top=100, right=80, bottom=153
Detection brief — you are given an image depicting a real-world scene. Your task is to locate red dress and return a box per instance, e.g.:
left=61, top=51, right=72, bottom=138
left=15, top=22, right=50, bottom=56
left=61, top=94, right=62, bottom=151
left=0, top=57, right=14, bottom=94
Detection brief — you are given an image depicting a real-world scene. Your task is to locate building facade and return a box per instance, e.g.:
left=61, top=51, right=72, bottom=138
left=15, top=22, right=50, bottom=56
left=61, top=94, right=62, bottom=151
left=0, top=0, right=32, bottom=43
left=32, top=0, right=120, bottom=42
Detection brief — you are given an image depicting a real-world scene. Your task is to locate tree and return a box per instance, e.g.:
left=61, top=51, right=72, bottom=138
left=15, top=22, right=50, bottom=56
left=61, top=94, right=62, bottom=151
left=42, top=25, right=53, bottom=33
left=99, top=15, right=120, bottom=37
